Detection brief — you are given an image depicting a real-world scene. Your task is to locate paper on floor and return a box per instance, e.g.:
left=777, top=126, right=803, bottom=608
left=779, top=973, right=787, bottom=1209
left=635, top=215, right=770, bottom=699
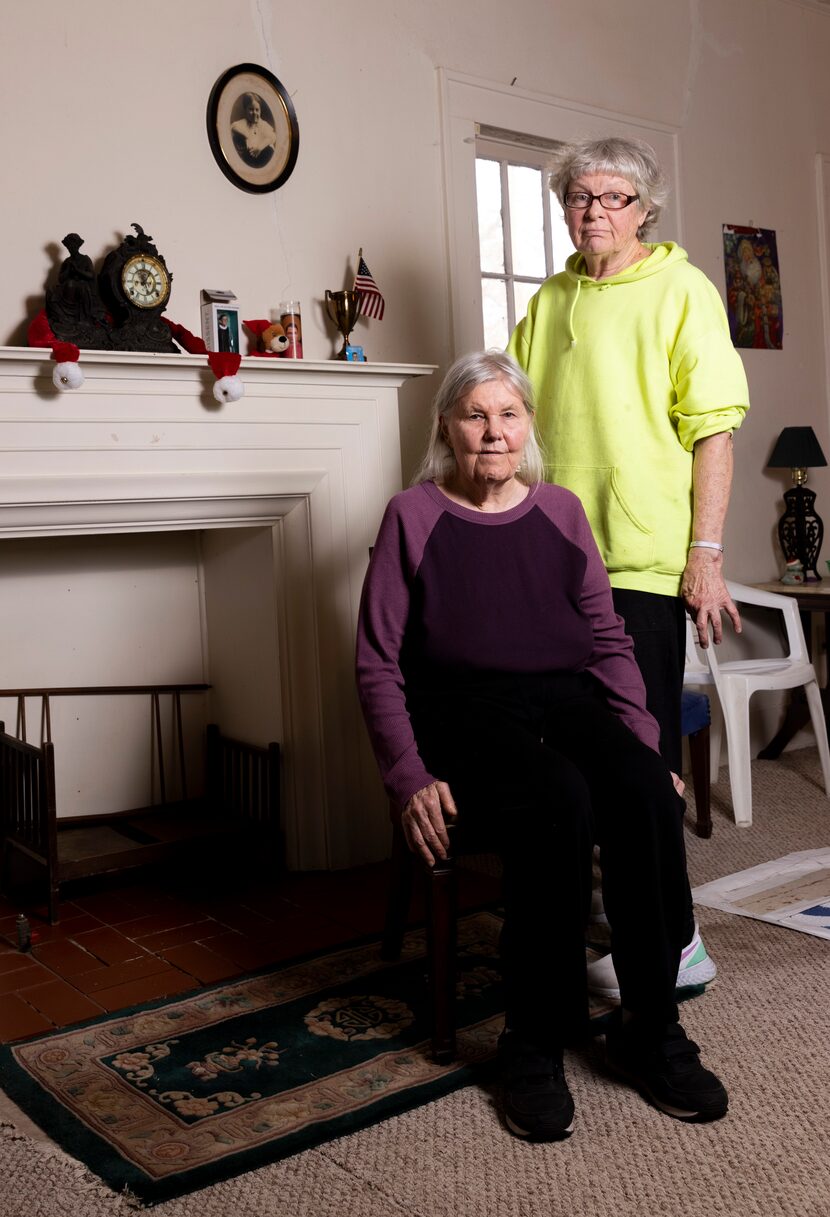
left=692, top=848, right=830, bottom=940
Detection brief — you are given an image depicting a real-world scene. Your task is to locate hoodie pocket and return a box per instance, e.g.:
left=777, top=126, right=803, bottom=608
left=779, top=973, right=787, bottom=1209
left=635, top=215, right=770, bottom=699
left=546, top=464, right=655, bottom=572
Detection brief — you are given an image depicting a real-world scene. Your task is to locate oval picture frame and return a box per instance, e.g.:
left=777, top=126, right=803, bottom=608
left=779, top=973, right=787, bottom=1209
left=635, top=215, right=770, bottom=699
left=207, top=63, right=299, bottom=194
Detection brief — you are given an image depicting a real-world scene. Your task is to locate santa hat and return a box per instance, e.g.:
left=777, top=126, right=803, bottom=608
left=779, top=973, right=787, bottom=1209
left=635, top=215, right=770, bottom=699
left=27, top=310, right=84, bottom=389
left=164, top=320, right=244, bottom=402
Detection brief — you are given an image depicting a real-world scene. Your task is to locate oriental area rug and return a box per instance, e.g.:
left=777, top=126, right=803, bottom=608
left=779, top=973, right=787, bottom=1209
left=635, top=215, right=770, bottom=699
left=0, top=911, right=623, bottom=1205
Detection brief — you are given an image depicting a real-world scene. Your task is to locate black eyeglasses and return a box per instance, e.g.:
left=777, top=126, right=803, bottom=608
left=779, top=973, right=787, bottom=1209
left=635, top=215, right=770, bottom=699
left=564, top=191, right=640, bottom=211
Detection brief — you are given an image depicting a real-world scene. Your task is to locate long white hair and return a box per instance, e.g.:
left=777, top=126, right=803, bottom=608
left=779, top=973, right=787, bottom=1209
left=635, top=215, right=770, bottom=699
left=412, top=350, right=544, bottom=486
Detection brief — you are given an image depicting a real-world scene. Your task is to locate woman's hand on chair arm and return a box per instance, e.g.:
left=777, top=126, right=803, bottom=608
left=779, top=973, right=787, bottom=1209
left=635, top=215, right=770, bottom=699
left=401, top=781, right=458, bottom=866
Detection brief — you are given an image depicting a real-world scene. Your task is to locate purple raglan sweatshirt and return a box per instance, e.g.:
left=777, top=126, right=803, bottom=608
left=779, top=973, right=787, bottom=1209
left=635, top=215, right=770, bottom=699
left=356, top=480, right=660, bottom=807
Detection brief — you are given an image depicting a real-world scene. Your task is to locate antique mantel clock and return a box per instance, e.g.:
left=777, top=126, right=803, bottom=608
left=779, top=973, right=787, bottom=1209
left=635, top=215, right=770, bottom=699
left=44, top=225, right=177, bottom=354
left=98, top=224, right=177, bottom=353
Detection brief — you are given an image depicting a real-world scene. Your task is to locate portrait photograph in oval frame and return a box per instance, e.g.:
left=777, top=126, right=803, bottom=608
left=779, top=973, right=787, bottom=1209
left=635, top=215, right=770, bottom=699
left=207, top=63, right=299, bottom=194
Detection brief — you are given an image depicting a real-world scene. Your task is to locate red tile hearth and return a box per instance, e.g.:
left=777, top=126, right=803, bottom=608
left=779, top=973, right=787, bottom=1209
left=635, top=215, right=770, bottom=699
left=0, top=860, right=500, bottom=1044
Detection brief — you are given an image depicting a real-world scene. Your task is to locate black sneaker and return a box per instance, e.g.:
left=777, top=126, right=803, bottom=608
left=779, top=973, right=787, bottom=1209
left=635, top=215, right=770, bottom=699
left=497, top=1031, right=575, bottom=1140
left=605, top=1020, right=728, bottom=1122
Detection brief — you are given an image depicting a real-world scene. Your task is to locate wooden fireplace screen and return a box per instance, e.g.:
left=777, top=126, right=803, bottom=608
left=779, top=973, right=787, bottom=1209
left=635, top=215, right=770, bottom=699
left=0, top=685, right=281, bottom=923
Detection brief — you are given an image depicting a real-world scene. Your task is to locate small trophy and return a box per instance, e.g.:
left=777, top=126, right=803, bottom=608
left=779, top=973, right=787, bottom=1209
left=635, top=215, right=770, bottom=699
left=324, top=289, right=365, bottom=361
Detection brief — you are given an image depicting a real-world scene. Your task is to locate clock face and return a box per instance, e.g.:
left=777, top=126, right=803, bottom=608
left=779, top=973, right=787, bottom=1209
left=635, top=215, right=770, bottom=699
left=121, top=253, right=170, bottom=310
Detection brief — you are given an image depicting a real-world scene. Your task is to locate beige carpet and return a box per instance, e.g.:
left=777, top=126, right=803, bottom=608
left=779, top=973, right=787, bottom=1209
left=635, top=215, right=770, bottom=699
left=1, top=748, right=829, bottom=1216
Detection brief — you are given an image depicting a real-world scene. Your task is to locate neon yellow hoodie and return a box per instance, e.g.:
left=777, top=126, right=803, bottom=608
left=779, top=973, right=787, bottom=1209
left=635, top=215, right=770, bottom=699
left=507, top=242, right=749, bottom=596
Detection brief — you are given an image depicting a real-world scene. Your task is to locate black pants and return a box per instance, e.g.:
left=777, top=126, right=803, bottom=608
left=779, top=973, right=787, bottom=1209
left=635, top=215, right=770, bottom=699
left=612, top=589, right=695, bottom=945
left=611, top=589, right=686, bottom=772
left=409, top=673, right=688, bottom=1046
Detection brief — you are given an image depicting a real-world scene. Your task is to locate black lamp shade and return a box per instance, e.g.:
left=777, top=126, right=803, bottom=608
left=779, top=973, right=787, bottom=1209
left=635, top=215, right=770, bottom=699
left=767, top=426, right=827, bottom=469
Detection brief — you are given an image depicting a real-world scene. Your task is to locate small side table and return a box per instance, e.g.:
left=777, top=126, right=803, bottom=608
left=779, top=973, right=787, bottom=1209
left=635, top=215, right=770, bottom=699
left=752, top=581, right=830, bottom=758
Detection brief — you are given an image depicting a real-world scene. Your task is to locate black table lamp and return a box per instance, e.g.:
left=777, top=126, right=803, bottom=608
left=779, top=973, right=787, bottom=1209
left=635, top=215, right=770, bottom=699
left=767, top=426, right=828, bottom=580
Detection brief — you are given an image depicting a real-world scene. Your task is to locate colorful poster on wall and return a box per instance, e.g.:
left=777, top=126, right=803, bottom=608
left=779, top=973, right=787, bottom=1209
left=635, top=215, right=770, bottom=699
left=722, top=225, right=783, bottom=349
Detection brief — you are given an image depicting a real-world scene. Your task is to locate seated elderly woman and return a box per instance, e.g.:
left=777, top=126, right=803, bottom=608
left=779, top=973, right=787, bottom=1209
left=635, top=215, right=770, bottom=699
left=355, top=350, right=727, bottom=1141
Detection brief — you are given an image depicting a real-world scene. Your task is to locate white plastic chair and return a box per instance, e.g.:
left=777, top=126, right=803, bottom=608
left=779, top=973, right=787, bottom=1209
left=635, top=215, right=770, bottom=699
left=683, top=580, right=830, bottom=826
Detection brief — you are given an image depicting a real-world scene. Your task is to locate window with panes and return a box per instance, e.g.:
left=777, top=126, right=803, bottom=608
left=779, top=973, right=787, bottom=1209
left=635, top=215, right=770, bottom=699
left=475, top=131, right=576, bottom=349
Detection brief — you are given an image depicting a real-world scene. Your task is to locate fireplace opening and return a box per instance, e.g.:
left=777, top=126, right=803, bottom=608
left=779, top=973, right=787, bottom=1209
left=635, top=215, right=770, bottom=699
left=0, top=527, right=282, bottom=820
left=0, top=527, right=287, bottom=918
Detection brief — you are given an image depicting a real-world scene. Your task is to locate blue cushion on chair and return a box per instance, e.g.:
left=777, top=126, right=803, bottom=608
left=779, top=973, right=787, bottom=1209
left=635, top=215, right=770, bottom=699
left=681, top=690, right=710, bottom=736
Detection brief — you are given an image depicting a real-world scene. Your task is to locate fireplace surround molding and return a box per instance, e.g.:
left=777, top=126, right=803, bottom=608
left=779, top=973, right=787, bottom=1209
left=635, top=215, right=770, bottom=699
left=0, top=347, right=434, bottom=869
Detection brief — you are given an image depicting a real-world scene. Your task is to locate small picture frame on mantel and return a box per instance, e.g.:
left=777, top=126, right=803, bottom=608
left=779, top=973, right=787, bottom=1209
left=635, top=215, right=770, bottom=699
left=200, top=289, right=240, bottom=353
left=206, top=63, right=299, bottom=194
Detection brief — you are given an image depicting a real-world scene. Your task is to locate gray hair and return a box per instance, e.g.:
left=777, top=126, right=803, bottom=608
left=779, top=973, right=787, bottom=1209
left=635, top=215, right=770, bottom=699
left=413, top=350, right=545, bottom=486
left=549, top=136, right=668, bottom=239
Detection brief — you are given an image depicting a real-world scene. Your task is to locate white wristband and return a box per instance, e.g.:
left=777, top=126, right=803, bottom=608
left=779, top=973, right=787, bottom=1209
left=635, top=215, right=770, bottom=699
left=689, top=540, right=724, bottom=553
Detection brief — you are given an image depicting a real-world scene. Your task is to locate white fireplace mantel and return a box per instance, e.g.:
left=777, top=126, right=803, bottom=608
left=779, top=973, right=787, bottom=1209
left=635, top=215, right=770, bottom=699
left=0, top=347, right=435, bottom=869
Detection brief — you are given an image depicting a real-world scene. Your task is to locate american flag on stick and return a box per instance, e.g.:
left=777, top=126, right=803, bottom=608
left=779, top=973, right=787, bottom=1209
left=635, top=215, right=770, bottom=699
left=353, top=249, right=385, bottom=320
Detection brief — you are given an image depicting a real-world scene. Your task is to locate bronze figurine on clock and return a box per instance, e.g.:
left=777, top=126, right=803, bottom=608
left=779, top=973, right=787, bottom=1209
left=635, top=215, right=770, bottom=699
left=45, top=232, right=113, bottom=350
left=44, top=225, right=177, bottom=354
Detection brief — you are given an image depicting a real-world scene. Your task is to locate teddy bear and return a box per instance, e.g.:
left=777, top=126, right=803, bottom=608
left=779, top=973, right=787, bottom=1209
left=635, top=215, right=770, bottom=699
left=260, top=321, right=290, bottom=355
left=243, top=318, right=290, bottom=356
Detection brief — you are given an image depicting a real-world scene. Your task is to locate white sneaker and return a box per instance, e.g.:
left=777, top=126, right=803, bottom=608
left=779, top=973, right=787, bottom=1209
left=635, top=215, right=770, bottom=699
left=586, top=924, right=717, bottom=1000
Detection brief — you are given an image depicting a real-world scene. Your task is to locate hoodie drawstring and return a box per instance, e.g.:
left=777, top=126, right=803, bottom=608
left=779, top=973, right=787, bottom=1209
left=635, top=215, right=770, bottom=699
left=567, top=278, right=581, bottom=347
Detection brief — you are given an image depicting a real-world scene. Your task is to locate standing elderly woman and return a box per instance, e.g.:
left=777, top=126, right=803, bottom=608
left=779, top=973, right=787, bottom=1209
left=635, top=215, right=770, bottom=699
left=356, top=350, right=728, bottom=1141
left=507, top=137, right=750, bottom=997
